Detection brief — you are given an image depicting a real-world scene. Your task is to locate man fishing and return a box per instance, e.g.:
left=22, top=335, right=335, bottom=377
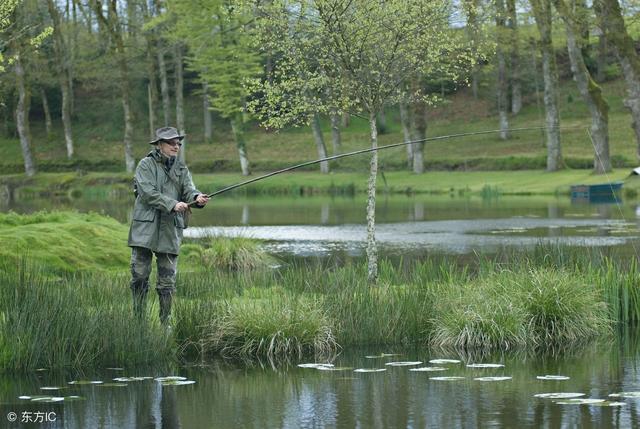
left=128, top=126, right=209, bottom=325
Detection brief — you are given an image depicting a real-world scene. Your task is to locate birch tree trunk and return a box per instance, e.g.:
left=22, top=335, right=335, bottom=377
left=507, top=0, right=522, bottom=114
left=554, top=0, right=610, bottom=173
left=158, top=43, right=171, bottom=127
left=175, top=43, right=186, bottom=164
left=366, top=111, right=379, bottom=284
left=40, top=88, right=52, bottom=139
left=597, top=0, right=640, bottom=161
left=230, top=115, right=250, bottom=176
left=203, top=82, right=213, bottom=143
left=15, top=56, right=36, bottom=177
left=311, top=113, right=329, bottom=173
left=330, top=112, right=341, bottom=154
left=410, top=98, right=427, bottom=174
left=531, top=0, right=562, bottom=171
left=495, top=0, right=510, bottom=139
left=399, top=100, right=413, bottom=168
left=47, top=0, right=74, bottom=159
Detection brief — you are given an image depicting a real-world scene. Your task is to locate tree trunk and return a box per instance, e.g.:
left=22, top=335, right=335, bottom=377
left=330, top=112, right=341, bottom=154
left=463, top=0, right=480, bottom=99
left=598, top=0, right=640, bottom=162
left=495, top=0, right=510, bottom=139
left=554, top=0, right=610, bottom=173
left=531, top=0, right=562, bottom=171
left=158, top=43, right=171, bottom=127
left=341, top=112, right=350, bottom=128
left=377, top=107, right=387, bottom=134
left=148, top=84, right=155, bottom=140
left=230, top=115, right=250, bottom=176
left=410, top=100, right=427, bottom=174
left=40, top=88, right=52, bottom=139
left=507, top=0, right=522, bottom=114
left=311, top=113, right=329, bottom=173
left=93, top=0, right=135, bottom=172
left=140, top=0, right=158, bottom=139
left=15, top=57, right=36, bottom=177
left=399, top=100, right=413, bottom=168
left=203, top=82, right=213, bottom=143
left=366, top=111, right=379, bottom=285
left=47, top=0, right=74, bottom=159
left=175, top=43, right=186, bottom=164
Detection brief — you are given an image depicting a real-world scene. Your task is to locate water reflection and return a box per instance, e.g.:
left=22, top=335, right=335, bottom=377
left=3, top=342, right=638, bottom=428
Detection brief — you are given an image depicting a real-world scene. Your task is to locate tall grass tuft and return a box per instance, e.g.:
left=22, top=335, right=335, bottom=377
left=200, top=291, right=337, bottom=359
left=185, top=236, right=275, bottom=271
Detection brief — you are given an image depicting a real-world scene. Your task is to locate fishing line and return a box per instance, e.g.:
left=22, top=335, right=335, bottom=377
left=191, top=125, right=583, bottom=202
left=586, top=129, right=640, bottom=261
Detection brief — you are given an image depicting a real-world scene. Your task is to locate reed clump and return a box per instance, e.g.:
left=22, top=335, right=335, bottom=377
left=200, top=291, right=337, bottom=359
left=186, top=236, right=275, bottom=271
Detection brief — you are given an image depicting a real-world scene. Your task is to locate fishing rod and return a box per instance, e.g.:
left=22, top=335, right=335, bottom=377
left=189, top=125, right=581, bottom=204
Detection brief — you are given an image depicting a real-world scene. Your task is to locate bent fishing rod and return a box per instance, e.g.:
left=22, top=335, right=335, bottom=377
left=189, top=125, right=580, bottom=204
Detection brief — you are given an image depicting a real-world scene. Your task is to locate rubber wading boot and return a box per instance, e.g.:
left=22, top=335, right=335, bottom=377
left=131, top=280, right=149, bottom=318
left=158, top=293, right=173, bottom=326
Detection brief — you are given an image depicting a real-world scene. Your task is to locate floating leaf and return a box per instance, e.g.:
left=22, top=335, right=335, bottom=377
left=466, top=363, right=504, bottom=368
left=474, top=376, right=512, bottom=381
left=98, top=383, right=128, bottom=387
left=365, top=353, right=401, bottom=359
left=385, top=361, right=422, bottom=367
left=154, top=376, right=187, bottom=382
left=40, top=387, right=65, bottom=391
left=68, top=380, right=104, bottom=385
left=64, top=396, right=85, bottom=401
left=429, top=376, right=465, bottom=381
left=428, top=359, right=461, bottom=364
left=590, top=401, right=627, bottom=407
left=113, top=377, right=153, bottom=382
left=535, top=393, right=585, bottom=399
left=161, top=380, right=196, bottom=386
left=409, top=367, right=447, bottom=372
left=609, top=392, right=640, bottom=398
left=537, top=375, right=570, bottom=381
left=554, top=398, right=605, bottom=405
left=31, top=396, right=64, bottom=402
left=297, top=363, right=334, bottom=369
left=18, top=396, right=31, bottom=400
left=317, top=366, right=352, bottom=371
left=354, top=368, right=387, bottom=373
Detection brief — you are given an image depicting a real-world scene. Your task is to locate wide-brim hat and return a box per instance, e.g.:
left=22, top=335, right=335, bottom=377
left=149, top=126, right=186, bottom=144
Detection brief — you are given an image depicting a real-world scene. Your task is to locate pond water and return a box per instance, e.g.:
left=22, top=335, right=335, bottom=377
left=4, top=193, right=640, bottom=258
left=1, top=340, right=639, bottom=428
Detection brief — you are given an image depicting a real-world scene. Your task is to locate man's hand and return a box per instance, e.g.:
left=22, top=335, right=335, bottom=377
left=174, top=201, right=189, bottom=212
left=195, top=194, right=210, bottom=206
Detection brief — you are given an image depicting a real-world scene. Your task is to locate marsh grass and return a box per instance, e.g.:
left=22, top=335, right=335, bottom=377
left=2, top=244, right=639, bottom=370
left=184, top=236, right=275, bottom=271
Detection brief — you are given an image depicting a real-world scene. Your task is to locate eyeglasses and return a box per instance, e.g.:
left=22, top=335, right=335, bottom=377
left=163, top=140, right=182, bottom=147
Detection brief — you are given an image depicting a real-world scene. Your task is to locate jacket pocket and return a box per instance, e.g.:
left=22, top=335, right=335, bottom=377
left=133, top=206, right=156, bottom=222
left=173, top=212, right=186, bottom=229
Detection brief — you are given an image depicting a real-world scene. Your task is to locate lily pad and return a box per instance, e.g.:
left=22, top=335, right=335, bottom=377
left=409, top=367, right=447, bottom=372
left=297, top=363, right=334, bottom=369
left=534, top=393, right=585, bottom=399
left=18, top=396, right=31, bottom=400
left=316, top=366, right=352, bottom=371
left=428, top=359, right=461, bottom=364
left=31, top=396, right=64, bottom=403
left=98, top=383, right=128, bottom=387
left=385, top=361, right=422, bottom=367
left=365, top=353, right=401, bottom=359
left=474, top=376, right=512, bottom=381
left=589, top=401, right=627, bottom=407
left=537, top=375, right=570, bottom=381
left=161, top=380, right=196, bottom=386
left=113, top=377, right=153, bottom=382
left=609, top=392, right=640, bottom=398
left=429, top=376, right=465, bottom=381
left=40, top=386, right=66, bottom=391
left=68, top=380, right=103, bottom=385
left=64, top=396, right=85, bottom=402
left=466, top=363, right=504, bottom=368
left=154, top=376, right=187, bottom=382
left=354, top=368, right=387, bottom=373
left=554, top=398, right=605, bottom=405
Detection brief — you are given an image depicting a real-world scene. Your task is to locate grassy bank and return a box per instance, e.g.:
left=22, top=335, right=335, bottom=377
left=1, top=168, right=637, bottom=200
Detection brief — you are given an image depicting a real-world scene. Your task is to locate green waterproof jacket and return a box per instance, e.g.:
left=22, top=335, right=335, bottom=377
left=127, top=150, right=202, bottom=255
